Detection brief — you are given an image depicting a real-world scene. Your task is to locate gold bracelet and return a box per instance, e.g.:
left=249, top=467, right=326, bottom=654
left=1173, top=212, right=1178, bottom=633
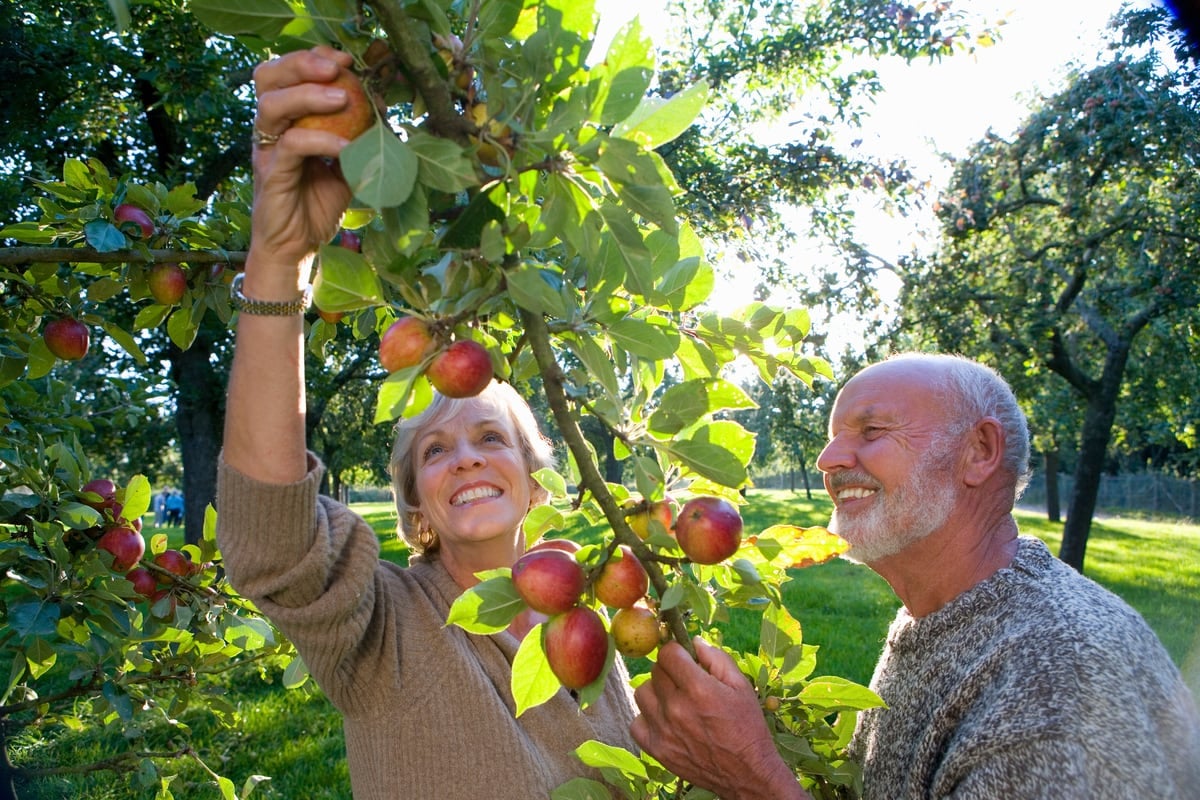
left=230, top=273, right=312, bottom=316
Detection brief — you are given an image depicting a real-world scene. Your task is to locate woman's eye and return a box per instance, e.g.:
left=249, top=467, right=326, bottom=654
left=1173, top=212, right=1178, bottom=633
left=482, top=431, right=505, bottom=444
left=422, top=444, right=445, bottom=460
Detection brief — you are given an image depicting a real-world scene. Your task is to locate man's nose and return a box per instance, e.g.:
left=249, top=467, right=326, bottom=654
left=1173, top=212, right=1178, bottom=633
left=816, top=434, right=853, bottom=475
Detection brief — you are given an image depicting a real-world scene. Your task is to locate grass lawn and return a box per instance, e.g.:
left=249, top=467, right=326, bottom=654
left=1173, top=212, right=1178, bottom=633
left=13, top=492, right=1199, bottom=799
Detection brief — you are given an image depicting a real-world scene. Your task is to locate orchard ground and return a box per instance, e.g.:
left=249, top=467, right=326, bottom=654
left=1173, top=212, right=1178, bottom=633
left=15, top=490, right=1200, bottom=800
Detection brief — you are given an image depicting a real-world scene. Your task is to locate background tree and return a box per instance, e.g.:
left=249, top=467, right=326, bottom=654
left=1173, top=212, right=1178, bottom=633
left=896, top=6, right=1200, bottom=570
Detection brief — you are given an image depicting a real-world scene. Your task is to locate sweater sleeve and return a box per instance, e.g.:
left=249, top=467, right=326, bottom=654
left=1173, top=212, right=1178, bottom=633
left=215, top=451, right=387, bottom=701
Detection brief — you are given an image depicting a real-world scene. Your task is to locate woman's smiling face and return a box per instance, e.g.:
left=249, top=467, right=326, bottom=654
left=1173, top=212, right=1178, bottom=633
left=412, top=396, right=534, bottom=555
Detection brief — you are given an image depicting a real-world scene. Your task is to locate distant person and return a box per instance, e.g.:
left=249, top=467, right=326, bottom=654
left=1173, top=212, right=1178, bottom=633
left=630, top=353, right=1200, bottom=799
left=165, top=490, right=184, bottom=527
left=214, top=46, right=638, bottom=799
left=153, top=488, right=169, bottom=527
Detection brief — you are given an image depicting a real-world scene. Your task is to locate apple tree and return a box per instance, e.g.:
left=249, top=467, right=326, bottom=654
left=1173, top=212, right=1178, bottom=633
left=896, top=6, right=1200, bottom=570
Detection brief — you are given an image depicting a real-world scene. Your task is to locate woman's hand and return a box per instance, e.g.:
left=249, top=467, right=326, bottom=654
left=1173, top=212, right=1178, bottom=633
left=248, top=46, right=357, bottom=287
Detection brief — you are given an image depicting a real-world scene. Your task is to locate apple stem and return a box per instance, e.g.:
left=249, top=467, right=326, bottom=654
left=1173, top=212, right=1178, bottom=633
left=521, top=310, right=697, bottom=660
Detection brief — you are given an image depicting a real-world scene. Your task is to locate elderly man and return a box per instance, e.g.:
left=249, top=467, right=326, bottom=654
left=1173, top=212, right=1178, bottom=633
left=630, top=353, right=1200, bottom=799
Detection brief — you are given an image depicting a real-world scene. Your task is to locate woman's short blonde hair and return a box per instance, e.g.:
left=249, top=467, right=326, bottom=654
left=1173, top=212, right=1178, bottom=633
left=388, top=381, right=555, bottom=554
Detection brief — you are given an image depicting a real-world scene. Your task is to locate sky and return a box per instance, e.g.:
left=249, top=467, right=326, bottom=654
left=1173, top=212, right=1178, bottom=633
left=593, top=0, right=1143, bottom=330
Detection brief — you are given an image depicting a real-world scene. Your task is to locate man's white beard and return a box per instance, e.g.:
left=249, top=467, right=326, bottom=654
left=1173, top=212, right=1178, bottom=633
left=830, top=444, right=959, bottom=565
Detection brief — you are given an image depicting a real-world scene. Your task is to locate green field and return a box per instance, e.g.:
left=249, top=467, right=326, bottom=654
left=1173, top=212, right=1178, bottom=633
left=13, top=491, right=1200, bottom=799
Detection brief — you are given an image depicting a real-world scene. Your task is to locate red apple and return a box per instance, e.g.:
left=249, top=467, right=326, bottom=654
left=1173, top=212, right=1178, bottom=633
left=426, top=340, right=493, bottom=398
left=628, top=499, right=674, bottom=540
left=79, top=478, right=119, bottom=513
left=114, top=203, right=155, bottom=239
left=316, top=307, right=344, bottom=324
left=154, top=549, right=196, bottom=580
left=529, top=538, right=582, bottom=555
left=148, top=263, right=188, bottom=305
left=96, top=525, right=145, bottom=573
left=593, top=545, right=649, bottom=609
left=127, top=567, right=158, bottom=599
left=544, top=606, right=608, bottom=690
left=379, top=316, right=435, bottom=373
left=611, top=605, right=660, bottom=658
left=43, top=317, right=90, bottom=361
left=335, top=229, right=362, bottom=252
left=675, top=496, right=743, bottom=565
left=511, top=549, right=585, bottom=616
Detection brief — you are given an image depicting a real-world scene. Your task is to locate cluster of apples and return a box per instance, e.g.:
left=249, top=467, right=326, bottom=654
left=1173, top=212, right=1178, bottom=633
left=379, top=315, right=494, bottom=398
left=77, top=478, right=202, bottom=618
left=511, top=538, right=659, bottom=690
left=509, top=494, right=745, bottom=690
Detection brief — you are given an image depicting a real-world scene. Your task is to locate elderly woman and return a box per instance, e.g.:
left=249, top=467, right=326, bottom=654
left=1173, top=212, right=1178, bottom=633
left=216, top=45, right=636, bottom=800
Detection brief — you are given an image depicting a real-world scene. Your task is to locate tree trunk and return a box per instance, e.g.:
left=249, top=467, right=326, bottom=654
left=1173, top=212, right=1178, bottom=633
left=1044, top=449, right=1061, bottom=522
left=788, top=466, right=795, bottom=492
left=601, top=427, right=623, bottom=484
left=799, top=451, right=813, bottom=500
left=1059, top=352, right=1127, bottom=572
left=1, top=724, right=19, bottom=800
left=168, top=333, right=223, bottom=546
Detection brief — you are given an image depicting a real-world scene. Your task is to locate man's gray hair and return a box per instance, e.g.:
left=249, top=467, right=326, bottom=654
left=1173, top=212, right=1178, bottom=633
left=887, top=353, right=1033, bottom=499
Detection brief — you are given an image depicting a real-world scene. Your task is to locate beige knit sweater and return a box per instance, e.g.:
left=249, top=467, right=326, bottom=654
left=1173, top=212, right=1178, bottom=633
left=216, top=453, right=638, bottom=799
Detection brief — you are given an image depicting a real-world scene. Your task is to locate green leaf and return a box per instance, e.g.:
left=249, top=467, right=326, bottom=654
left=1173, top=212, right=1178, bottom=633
left=56, top=502, right=102, bottom=530
left=477, top=0, right=524, bottom=38
left=511, top=623, right=559, bottom=716
left=282, top=655, right=310, bottom=689
left=523, top=504, right=565, bottom=543
left=669, top=439, right=746, bottom=488
left=589, top=17, right=653, bottom=126
left=167, top=305, right=199, bottom=350
left=759, top=603, right=803, bottom=665
left=799, top=677, right=884, bottom=712
left=101, top=320, right=148, bottom=364
left=0, top=222, right=57, bottom=245
left=574, top=739, right=649, bottom=778
left=373, top=368, right=432, bottom=424
left=608, top=316, right=679, bottom=360
left=407, top=129, right=478, bottom=194
left=565, top=334, right=620, bottom=399
left=121, top=474, right=152, bottom=522
left=312, top=245, right=385, bottom=311
left=440, top=190, right=505, bottom=250
left=507, top=262, right=567, bottom=317
left=24, top=637, right=57, bottom=680
left=648, top=379, right=756, bottom=435
left=612, top=80, right=709, bottom=149
left=445, top=576, right=524, bottom=634
left=596, top=138, right=677, bottom=234
left=339, top=129, right=418, bottom=211
left=84, top=220, right=126, bottom=253
left=551, top=778, right=613, bottom=800
left=190, top=0, right=294, bottom=39
left=10, top=600, right=60, bottom=637
left=531, top=468, right=568, bottom=499
left=597, top=204, right=651, bottom=295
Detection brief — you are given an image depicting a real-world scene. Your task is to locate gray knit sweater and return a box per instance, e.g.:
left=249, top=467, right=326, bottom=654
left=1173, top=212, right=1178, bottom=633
left=216, top=453, right=638, bottom=800
left=851, top=536, right=1200, bottom=799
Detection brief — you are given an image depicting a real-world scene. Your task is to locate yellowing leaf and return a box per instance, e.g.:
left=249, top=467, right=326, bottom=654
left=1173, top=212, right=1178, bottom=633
left=757, top=524, right=849, bottom=568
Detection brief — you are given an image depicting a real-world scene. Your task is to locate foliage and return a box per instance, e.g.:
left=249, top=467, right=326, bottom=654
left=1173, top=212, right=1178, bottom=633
left=895, top=6, right=1200, bottom=569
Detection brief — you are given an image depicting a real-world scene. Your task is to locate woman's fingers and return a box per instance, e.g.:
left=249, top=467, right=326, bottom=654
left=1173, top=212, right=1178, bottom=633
left=252, top=46, right=349, bottom=98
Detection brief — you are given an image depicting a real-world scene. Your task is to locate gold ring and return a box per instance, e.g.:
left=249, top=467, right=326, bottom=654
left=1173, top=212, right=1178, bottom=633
left=251, top=127, right=282, bottom=147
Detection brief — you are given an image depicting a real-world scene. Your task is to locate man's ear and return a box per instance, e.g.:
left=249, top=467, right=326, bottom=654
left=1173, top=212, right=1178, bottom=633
left=962, top=417, right=1005, bottom=487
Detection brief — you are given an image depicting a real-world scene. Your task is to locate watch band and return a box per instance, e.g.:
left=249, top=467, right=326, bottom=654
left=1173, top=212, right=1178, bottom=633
left=230, top=273, right=313, bottom=316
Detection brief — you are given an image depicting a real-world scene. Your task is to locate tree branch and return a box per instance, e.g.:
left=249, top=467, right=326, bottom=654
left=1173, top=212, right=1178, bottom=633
left=520, top=309, right=695, bottom=658
left=0, top=247, right=246, bottom=267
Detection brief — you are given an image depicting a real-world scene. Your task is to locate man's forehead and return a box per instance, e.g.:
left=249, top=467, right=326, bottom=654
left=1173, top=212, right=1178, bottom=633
left=831, top=367, right=930, bottom=423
